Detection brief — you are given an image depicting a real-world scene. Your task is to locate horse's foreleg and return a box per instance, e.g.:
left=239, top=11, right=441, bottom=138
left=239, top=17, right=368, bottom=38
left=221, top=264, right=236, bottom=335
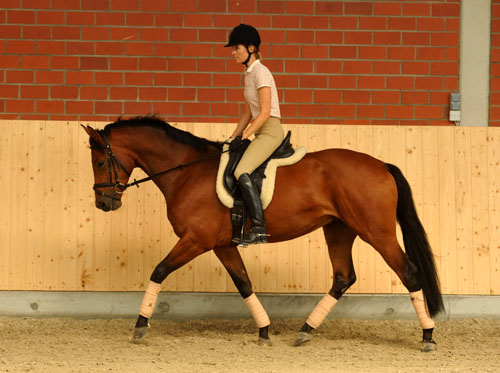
left=295, top=222, right=357, bottom=347
left=132, top=238, right=206, bottom=342
left=214, top=246, right=271, bottom=346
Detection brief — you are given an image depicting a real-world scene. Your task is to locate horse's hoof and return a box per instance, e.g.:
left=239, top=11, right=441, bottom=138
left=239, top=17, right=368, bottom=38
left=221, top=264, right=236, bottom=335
left=294, top=332, right=312, bottom=347
left=258, top=337, right=272, bottom=346
left=131, top=326, right=149, bottom=343
left=421, top=340, right=437, bottom=352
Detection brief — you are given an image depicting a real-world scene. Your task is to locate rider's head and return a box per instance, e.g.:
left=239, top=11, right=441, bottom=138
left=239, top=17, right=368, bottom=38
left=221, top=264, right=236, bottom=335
left=225, top=24, right=261, bottom=67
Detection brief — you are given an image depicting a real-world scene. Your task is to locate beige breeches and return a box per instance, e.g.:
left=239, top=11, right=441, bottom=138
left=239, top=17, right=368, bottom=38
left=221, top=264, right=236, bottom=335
left=234, top=117, right=284, bottom=180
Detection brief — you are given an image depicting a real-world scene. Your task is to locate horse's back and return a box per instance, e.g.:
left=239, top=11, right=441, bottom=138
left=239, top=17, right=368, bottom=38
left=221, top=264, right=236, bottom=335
left=280, top=147, right=391, bottom=187
left=267, top=147, right=398, bottom=239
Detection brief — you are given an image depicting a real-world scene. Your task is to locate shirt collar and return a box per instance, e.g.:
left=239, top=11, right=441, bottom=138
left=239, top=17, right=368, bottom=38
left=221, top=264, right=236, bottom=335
left=245, top=59, right=261, bottom=73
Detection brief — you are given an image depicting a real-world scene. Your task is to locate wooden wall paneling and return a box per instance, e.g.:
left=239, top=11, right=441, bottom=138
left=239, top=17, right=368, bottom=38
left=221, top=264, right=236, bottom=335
left=0, top=122, right=12, bottom=289
left=470, top=128, right=491, bottom=294
left=276, top=240, right=293, bottom=293
left=454, top=128, right=474, bottom=293
left=260, top=242, right=277, bottom=293
left=2, top=122, right=500, bottom=295
left=26, top=121, right=45, bottom=290
left=126, top=168, right=146, bottom=291
left=108, top=188, right=128, bottom=291
left=92, top=203, right=111, bottom=290
left=10, top=121, right=30, bottom=290
left=43, top=121, right=62, bottom=290
left=487, top=127, right=500, bottom=294
left=438, top=127, right=457, bottom=294
left=421, top=127, right=442, bottom=293
left=60, top=122, right=79, bottom=290
left=77, top=122, right=96, bottom=290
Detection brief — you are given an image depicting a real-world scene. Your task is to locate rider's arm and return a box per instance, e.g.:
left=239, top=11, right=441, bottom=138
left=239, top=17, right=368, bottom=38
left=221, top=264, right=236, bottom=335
left=242, top=86, right=271, bottom=140
left=231, top=100, right=252, bottom=138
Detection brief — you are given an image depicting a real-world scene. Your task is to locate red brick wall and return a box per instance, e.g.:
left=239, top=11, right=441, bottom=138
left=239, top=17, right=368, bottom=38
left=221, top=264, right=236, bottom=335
left=0, top=0, right=460, bottom=125
left=491, top=1, right=500, bottom=127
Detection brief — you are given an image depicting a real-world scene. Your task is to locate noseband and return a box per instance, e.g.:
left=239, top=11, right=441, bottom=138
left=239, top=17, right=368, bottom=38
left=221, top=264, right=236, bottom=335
left=93, top=134, right=131, bottom=202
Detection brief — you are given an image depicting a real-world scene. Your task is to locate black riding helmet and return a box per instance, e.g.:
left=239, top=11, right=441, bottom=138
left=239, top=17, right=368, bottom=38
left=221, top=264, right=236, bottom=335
left=225, top=24, right=261, bottom=67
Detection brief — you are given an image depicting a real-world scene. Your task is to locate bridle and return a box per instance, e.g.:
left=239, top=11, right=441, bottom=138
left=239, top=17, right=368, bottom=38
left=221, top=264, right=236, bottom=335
left=92, top=134, right=231, bottom=202
left=92, top=134, right=131, bottom=202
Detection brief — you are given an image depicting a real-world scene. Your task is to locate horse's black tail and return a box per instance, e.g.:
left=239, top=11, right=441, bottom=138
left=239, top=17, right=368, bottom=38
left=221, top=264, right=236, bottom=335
left=385, top=163, right=444, bottom=317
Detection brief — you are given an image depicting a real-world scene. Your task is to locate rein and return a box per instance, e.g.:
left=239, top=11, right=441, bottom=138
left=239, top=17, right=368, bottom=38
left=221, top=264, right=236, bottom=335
left=125, top=148, right=230, bottom=189
left=93, top=134, right=230, bottom=200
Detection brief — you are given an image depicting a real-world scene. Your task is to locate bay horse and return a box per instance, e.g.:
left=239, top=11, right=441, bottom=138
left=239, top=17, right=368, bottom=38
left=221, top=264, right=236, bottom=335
left=83, top=116, right=444, bottom=352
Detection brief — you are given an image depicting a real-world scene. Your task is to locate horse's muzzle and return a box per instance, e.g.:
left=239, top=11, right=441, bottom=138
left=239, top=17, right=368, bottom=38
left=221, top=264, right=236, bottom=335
left=95, top=198, right=122, bottom=212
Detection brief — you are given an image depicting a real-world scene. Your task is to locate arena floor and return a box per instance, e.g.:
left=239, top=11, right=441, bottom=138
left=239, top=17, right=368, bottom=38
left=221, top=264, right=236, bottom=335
left=1, top=317, right=499, bottom=372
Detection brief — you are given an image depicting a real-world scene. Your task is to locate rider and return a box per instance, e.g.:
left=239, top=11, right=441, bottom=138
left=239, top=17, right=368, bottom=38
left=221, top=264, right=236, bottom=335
left=225, top=24, right=284, bottom=246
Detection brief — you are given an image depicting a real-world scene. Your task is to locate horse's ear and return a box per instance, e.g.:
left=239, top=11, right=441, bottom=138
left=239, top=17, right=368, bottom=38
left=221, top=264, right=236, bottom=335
left=81, top=124, right=105, bottom=147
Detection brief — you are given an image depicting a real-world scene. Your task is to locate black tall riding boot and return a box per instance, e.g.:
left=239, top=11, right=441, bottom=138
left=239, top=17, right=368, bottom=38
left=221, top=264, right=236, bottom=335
left=237, top=173, right=268, bottom=245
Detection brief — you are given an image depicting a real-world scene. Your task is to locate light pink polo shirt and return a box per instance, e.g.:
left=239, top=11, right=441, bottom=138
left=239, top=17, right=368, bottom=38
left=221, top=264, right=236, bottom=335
left=244, top=59, right=281, bottom=120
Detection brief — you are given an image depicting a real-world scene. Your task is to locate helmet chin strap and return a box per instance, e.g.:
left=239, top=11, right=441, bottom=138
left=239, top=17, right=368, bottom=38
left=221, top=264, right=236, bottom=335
left=242, top=46, right=253, bottom=67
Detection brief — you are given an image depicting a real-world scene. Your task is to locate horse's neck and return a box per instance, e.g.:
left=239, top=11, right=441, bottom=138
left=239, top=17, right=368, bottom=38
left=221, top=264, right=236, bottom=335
left=123, top=129, right=212, bottom=196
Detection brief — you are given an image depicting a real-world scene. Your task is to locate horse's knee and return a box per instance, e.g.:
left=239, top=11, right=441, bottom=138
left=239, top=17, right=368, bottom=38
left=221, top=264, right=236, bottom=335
left=329, top=272, right=356, bottom=299
left=402, top=254, right=421, bottom=292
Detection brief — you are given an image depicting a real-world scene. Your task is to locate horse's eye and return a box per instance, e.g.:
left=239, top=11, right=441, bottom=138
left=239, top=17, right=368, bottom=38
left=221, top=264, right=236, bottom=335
left=97, top=161, right=105, bottom=168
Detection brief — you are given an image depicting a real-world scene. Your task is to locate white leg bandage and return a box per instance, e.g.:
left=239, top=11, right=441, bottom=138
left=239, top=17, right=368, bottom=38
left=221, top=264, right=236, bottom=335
left=244, top=293, right=270, bottom=328
left=139, top=281, right=162, bottom=319
left=410, top=290, right=435, bottom=329
left=306, top=294, right=338, bottom=329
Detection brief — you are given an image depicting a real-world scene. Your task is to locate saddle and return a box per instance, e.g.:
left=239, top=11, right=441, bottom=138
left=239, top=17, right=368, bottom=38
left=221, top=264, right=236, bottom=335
left=223, top=131, right=295, bottom=198
left=217, top=131, right=306, bottom=244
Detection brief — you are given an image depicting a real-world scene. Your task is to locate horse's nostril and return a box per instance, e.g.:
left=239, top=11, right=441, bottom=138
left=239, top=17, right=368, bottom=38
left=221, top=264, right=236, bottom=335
left=96, top=201, right=108, bottom=211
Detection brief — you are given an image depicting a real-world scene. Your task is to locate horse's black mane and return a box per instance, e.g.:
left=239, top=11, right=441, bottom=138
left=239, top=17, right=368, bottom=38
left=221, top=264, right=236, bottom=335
left=92, top=115, right=223, bottom=152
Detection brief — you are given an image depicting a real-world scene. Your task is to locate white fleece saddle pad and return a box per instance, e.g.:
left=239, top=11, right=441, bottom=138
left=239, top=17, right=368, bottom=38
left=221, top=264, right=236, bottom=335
left=216, top=143, right=307, bottom=209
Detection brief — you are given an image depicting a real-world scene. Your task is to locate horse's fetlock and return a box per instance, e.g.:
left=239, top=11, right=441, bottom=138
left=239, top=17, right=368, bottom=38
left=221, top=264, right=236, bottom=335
left=299, top=323, right=314, bottom=333
left=331, top=272, right=356, bottom=298
left=422, top=328, right=434, bottom=342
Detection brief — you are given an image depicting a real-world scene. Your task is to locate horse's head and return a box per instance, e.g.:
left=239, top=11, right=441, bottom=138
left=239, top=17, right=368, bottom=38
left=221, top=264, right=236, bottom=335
left=82, top=124, right=134, bottom=212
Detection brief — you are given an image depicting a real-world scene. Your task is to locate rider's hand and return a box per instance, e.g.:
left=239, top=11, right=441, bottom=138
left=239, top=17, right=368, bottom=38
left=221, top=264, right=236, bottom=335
left=229, top=136, right=243, bottom=152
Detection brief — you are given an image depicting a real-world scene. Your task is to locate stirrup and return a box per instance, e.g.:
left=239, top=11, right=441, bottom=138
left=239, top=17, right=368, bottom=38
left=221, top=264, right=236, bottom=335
left=240, top=230, right=269, bottom=246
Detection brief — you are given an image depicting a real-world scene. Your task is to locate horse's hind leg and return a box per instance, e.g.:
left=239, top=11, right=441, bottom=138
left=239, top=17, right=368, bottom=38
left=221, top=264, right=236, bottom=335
left=214, top=246, right=272, bottom=346
left=368, top=236, right=437, bottom=351
left=295, top=221, right=357, bottom=347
